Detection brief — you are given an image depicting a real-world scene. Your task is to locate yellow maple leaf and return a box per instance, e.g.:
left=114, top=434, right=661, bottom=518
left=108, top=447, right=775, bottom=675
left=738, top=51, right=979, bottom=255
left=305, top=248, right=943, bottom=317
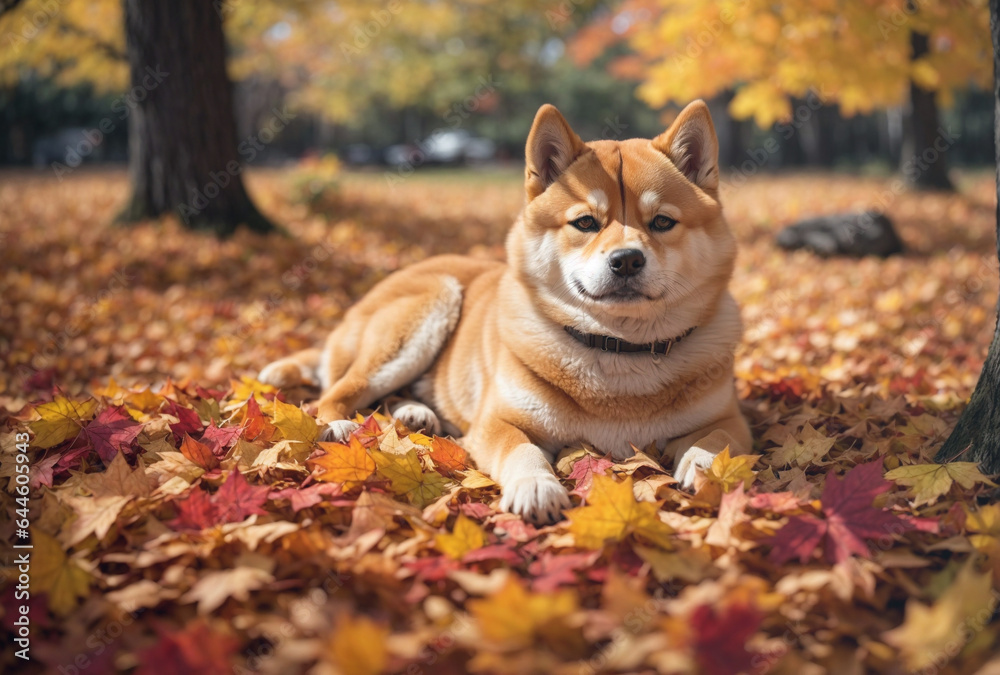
left=566, top=473, right=674, bottom=549
left=328, top=615, right=389, bottom=675
left=408, top=432, right=434, bottom=447
left=634, top=545, right=716, bottom=584
left=373, top=449, right=449, bottom=508
left=884, top=562, right=995, bottom=670
left=468, top=577, right=578, bottom=649
left=886, top=463, right=996, bottom=506
left=703, top=446, right=760, bottom=492
left=91, top=377, right=129, bottom=402
left=965, top=503, right=1000, bottom=560
left=460, top=470, right=496, bottom=489
left=966, top=503, right=1000, bottom=537
left=271, top=398, right=318, bottom=445
left=230, top=375, right=277, bottom=403
left=309, top=437, right=376, bottom=485
left=436, top=514, right=486, bottom=559
left=770, top=424, right=835, bottom=468
left=123, top=387, right=164, bottom=412
left=31, top=529, right=91, bottom=615
left=893, top=414, right=951, bottom=452
left=29, top=397, right=98, bottom=449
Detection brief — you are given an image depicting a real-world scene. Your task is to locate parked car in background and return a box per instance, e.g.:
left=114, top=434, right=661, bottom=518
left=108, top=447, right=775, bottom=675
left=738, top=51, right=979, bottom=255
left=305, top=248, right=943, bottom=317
left=384, top=129, right=495, bottom=168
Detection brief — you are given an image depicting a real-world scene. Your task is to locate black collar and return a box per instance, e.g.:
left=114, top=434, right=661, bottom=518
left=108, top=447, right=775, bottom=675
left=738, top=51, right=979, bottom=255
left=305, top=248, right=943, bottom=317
left=563, top=325, right=696, bottom=355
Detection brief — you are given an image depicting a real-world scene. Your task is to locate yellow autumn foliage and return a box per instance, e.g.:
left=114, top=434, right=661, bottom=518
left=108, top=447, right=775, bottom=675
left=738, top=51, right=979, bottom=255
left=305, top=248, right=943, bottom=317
left=576, top=0, right=990, bottom=126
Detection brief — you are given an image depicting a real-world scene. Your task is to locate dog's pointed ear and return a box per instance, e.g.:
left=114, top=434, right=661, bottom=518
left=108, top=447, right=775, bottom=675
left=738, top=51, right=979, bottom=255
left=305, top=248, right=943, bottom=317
left=525, top=104, right=588, bottom=200
left=653, top=100, right=719, bottom=192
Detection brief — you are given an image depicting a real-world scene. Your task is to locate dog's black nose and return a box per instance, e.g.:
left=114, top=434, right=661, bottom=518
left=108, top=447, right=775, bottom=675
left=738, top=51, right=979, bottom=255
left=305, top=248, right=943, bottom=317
left=608, top=248, right=646, bottom=277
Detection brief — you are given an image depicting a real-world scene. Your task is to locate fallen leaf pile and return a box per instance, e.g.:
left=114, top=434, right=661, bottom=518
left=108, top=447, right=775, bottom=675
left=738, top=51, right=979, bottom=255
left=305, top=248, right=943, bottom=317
left=2, top=166, right=1000, bottom=673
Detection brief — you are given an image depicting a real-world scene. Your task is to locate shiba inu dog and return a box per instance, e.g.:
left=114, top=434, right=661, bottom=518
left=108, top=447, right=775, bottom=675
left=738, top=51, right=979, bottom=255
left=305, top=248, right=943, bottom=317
left=258, top=100, right=751, bottom=524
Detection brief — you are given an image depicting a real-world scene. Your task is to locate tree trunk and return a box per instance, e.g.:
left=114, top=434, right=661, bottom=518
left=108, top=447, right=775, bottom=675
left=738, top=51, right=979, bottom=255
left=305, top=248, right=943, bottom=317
left=900, top=30, right=956, bottom=191
left=936, top=0, right=1000, bottom=473
left=117, top=0, right=275, bottom=235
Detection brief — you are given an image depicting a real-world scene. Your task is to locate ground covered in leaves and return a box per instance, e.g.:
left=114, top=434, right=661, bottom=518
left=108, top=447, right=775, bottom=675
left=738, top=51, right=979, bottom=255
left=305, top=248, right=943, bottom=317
left=2, top=164, right=1000, bottom=674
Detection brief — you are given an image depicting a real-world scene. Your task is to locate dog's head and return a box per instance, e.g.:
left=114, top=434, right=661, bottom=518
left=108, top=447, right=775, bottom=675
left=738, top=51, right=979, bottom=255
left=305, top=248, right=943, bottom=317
left=509, top=101, right=737, bottom=341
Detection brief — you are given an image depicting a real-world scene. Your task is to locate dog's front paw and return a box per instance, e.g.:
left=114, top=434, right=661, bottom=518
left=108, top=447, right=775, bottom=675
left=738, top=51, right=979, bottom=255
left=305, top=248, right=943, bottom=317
left=499, top=473, right=571, bottom=525
left=674, top=445, right=718, bottom=489
left=390, top=401, right=441, bottom=435
left=318, top=419, right=361, bottom=443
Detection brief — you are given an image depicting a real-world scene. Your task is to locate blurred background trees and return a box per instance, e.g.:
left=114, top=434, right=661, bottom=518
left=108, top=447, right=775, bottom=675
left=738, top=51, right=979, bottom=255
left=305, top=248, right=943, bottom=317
left=0, top=0, right=993, bottom=229
left=573, top=0, right=990, bottom=189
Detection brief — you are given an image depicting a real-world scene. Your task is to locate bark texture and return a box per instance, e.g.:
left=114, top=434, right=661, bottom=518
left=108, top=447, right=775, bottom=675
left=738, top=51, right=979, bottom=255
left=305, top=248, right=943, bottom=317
left=118, top=0, right=275, bottom=235
left=936, top=0, right=1000, bottom=473
left=901, top=30, right=956, bottom=191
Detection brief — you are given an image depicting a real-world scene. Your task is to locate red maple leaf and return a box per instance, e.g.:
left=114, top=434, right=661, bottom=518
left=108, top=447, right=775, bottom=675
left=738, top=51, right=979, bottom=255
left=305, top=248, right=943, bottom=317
left=768, top=462, right=909, bottom=564
left=29, top=454, right=61, bottom=489
left=820, top=461, right=906, bottom=563
left=568, top=455, right=614, bottom=497
left=54, top=439, right=94, bottom=472
left=766, top=515, right=826, bottom=564
left=404, top=556, right=461, bottom=582
left=164, top=400, right=203, bottom=437
left=179, top=433, right=219, bottom=471
left=170, top=488, right=219, bottom=531
left=689, top=602, right=765, bottom=675
left=85, top=405, right=143, bottom=464
left=213, top=469, right=270, bottom=522
left=200, top=420, right=242, bottom=457
left=136, top=620, right=240, bottom=675
left=171, top=470, right=270, bottom=530
left=269, top=482, right=343, bottom=512
left=194, top=384, right=228, bottom=400
left=240, top=396, right=274, bottom=442
left=900, top=513, right=941, bottom=533
left=462, top=544, right=524, bottom=565
left=493, top=516, right=538, bottom=542
left=458, top=502, right=493, bottom=520
left=23, top=367, right=56, bottom=393
left=353, top=414, right=382, bottom=449
left=528, top=551, right=601, bottom=592
left=748, top=490, right=805, bottom=513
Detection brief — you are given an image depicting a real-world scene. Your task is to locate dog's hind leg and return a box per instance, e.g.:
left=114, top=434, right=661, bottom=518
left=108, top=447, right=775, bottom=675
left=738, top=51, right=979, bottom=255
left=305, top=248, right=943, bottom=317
left=257, top=348, right=322, bottom=389
left=315, top=274, right=463, bottom=442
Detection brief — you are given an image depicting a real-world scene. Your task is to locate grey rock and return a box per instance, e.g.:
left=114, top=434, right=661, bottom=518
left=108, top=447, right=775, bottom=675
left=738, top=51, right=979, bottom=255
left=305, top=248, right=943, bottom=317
left=776, top=211, right=904, bottom=257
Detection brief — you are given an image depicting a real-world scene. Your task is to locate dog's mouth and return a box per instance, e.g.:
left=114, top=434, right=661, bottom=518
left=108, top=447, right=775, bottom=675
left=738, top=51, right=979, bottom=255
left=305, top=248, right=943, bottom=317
left=572, top=279, right=660, bottom=303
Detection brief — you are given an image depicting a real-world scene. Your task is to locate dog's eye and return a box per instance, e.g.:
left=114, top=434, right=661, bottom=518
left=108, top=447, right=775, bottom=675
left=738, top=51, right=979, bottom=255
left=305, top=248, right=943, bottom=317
left=650, top=214, right=678, bottom=232
left=570, top=215, right=600, bottom=232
